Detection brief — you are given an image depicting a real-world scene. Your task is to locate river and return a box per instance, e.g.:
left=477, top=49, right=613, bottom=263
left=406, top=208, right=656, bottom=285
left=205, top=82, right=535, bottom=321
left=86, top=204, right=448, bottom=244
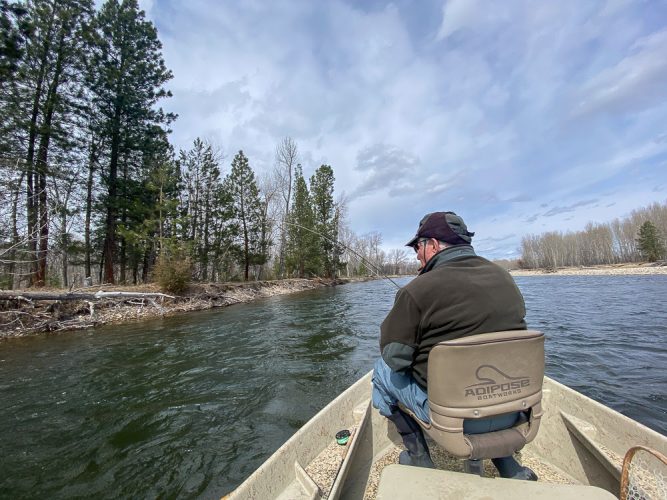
left=0, top=275, right=665, bottom=498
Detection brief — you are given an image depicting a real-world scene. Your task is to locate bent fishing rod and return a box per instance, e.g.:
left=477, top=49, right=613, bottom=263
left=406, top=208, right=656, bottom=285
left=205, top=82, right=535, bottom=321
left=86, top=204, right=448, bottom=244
left=267, top=217, right=402, bottom=290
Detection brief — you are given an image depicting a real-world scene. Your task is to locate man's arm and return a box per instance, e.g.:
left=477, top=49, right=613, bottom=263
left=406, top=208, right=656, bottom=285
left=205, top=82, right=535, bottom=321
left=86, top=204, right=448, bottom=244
left=380, top=288, right=421, bottom=372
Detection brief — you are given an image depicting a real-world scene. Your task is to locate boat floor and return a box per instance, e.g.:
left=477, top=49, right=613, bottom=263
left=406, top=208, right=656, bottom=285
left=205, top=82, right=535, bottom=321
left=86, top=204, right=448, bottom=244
left=306, top=427, right=578, bottom=499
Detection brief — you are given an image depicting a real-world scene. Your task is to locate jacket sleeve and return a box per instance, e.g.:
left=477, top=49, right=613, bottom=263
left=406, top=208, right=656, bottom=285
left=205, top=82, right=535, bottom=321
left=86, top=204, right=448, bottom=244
left=380, top=288, right=421, bottom=372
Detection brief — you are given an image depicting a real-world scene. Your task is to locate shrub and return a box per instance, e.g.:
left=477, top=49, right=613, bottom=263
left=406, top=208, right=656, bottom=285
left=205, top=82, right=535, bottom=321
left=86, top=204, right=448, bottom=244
left=153, top=252, right=192, bottom=294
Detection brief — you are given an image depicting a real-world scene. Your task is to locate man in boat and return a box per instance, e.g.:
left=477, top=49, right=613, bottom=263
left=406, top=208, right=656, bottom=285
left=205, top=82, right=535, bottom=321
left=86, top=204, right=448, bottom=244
left=371, top=211, right=537, bottom=480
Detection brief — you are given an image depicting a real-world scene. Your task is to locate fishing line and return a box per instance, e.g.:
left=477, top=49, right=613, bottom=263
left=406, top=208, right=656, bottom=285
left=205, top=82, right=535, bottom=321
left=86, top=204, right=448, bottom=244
left=266, top=217, right=402, bottom=289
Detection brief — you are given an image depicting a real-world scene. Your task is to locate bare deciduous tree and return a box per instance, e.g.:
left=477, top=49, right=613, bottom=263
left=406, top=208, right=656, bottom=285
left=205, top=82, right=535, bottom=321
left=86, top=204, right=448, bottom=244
left=520, top=200, right=667, bottom=268
left=387, top=248, right=408, bottom=275
left=274, top=137, right=298, bottom=278
left=257, top=171, right=281, bottom=279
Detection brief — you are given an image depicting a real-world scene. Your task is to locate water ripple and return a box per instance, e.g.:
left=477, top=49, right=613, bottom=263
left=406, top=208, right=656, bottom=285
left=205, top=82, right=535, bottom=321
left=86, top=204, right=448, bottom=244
left=0, top=275, right=665, bottom=498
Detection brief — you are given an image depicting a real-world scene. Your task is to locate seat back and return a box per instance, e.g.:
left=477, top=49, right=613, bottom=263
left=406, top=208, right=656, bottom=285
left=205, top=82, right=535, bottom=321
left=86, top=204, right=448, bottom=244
left=424, top=330, right=545, bottom=459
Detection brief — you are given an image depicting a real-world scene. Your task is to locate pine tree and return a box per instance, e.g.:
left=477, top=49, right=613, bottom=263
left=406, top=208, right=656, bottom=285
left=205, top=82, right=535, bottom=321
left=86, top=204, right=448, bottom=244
left=178, top=138, right=223, bottom=280
left=0, top=0, right=29, bottom=81
left=1, top=0, right=94, bottom=286
left=116, top=129, right=177, bottom=283
left=88, top=0, right=174, bottom=284
left=225, top=150, right=267, bottom=281
left=636, top=221, right=666, bottom=262
left=285, top=165, right=318, bottom=277
left=310, top=164, right=340, bottom=278
left=209, top=180, right=235, bottom=281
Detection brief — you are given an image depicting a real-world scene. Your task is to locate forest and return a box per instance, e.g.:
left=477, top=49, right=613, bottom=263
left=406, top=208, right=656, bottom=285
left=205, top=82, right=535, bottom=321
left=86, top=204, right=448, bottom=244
left=519, top=201, right=667, bottom=269
left=0, top=0, right=419, bottom=291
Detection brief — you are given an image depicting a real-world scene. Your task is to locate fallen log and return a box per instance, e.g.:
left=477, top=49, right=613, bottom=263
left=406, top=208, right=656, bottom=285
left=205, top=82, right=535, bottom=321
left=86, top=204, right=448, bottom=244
left=0, top=290, right=175, bottom=301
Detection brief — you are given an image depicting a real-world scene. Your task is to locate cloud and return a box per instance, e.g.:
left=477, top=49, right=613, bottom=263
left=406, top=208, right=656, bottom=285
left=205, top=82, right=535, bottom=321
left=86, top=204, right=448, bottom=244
left=570, top=29, right=667, bottom=119
left=138, top=0, right=154, bottom=14
left=352, top=144, right=420, bottom=198
left=137, top=0, right=667, bottom=259
left=543, top=199, right=599, bottom=217
left=436, top=0, right=511, bottom=41
left=436, top=0, right=482, bottom=40
left=505, top=194, right=533, bottom=203
left=420, top=170, right=467, bottom=196
left=479, top=233, right=517, bottom=243
left=548, top=137, right=667, bottom=194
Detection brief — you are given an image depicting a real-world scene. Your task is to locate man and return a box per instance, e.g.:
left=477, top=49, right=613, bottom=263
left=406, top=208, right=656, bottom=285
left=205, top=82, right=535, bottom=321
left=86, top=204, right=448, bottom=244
left=371, top=211, right=537, bottom=480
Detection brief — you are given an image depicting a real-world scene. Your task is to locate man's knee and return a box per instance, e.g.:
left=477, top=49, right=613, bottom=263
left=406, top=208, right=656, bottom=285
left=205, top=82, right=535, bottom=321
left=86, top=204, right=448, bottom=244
left=372, top=358, right=397, bottom=416
left=373, top=357, right=392, bottom=378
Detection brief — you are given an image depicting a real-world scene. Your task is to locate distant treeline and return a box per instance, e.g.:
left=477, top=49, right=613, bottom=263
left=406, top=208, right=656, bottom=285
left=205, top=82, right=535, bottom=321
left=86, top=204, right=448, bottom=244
left=519, top=201, right=667, bottom=269
left=0, top=1, right=422, bottom=290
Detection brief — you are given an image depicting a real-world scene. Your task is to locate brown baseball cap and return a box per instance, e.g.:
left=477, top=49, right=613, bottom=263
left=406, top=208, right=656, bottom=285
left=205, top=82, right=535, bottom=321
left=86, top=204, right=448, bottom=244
left=405, top=211, right=474, bottom=247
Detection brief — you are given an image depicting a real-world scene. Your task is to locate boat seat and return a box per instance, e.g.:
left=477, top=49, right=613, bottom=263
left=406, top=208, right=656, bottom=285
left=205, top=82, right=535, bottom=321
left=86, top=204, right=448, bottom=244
left=404, top=330, right=545, bottom=459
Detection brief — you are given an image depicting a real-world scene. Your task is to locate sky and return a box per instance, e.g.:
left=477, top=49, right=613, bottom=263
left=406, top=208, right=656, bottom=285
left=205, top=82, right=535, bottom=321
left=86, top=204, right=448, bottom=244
left=138, top=0, right=667, bottom=259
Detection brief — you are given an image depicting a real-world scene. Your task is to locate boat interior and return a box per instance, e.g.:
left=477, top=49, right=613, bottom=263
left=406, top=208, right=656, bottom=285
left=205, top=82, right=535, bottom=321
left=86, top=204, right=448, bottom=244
left=229, top=330, right=666, bottom=500
left=229, top=372, right=667, bottom=499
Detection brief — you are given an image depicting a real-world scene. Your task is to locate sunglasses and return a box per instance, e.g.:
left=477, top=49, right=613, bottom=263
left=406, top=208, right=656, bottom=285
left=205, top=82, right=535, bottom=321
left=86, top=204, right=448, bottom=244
left=413, top=238, right=429, bottom=253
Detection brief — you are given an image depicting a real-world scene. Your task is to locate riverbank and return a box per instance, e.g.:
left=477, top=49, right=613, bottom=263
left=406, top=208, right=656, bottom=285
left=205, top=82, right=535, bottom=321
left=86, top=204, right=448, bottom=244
left=0, top=278, right=365, bottom=339
left=509, top=262, right=667, bottom=276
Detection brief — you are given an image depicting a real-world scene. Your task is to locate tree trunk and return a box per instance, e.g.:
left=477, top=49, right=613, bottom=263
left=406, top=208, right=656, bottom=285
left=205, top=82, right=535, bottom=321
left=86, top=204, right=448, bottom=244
left=84, top=140, right=97, bottom=280
left=25, top=15, right=55, bottom=285
left=34, top=130, right=52, bottom=288
left=257, top=199, right=270, bottom=280
left=119, top=158, right=128, bottom=284
left=8, top=170, right=25, bottom=289
left=102, top=106, right=122, bottom=284
left=241, top=196, right=249, bottom=281
left=202, top=194, right=210, bottom=281
left=61, top=210, right=68, bottom=288
left=132, top=259, right=138, bottom=285
left=141, top=248, right=150, bottom=283
left=36, top=167, right=48, bottom=286
left=119, top=235, right=126, bottom=284
left=34, top=18, right=67, bottom=287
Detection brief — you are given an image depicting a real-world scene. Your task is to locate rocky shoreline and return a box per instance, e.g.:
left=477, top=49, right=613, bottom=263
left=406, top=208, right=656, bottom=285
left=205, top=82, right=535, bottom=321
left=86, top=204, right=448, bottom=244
left=3, top=265, right=665, bottom=338
left=0, top=278, right=363, bottom=339
left=509, top=263, right=667, bottom=276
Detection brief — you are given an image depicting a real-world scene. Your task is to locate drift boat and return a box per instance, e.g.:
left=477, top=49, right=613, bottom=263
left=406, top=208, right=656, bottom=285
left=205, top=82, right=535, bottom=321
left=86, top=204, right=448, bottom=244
left=227, top=372, right=666, bottom=500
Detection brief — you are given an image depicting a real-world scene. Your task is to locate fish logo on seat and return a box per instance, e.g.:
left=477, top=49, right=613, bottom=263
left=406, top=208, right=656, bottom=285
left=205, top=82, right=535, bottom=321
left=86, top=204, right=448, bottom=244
left=464, top=364, right=530, bottom=400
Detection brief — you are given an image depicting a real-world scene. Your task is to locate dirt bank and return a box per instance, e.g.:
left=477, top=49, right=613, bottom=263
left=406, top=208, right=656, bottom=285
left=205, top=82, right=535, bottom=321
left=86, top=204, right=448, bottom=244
left=0, top=278, right=361, bottom=339
left=509, top=262, right=667, bottom=276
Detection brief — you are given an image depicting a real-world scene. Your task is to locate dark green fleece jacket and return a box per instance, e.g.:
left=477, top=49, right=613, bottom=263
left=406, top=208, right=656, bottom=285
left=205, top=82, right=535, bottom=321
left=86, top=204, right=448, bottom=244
left=380, top=245, right=526, bottom=389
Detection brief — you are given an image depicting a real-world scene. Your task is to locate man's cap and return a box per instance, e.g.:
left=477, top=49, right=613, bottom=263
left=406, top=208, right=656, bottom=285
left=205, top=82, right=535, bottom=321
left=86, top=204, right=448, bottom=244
left=405, top=211, right=475, bottom=247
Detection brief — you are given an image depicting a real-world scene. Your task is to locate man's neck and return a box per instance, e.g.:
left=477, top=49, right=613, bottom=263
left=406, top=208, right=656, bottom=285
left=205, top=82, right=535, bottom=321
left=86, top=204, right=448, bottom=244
left=419, top=245, right=476, bottom=274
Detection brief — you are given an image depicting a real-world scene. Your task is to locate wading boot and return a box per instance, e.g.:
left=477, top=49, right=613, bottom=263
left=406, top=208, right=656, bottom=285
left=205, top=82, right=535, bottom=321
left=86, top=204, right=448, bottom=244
left=386, top=408, right=435, bottom=469
left=492, top=456, right=538, bottom=480
left=463, top=459, right=484, bottom=476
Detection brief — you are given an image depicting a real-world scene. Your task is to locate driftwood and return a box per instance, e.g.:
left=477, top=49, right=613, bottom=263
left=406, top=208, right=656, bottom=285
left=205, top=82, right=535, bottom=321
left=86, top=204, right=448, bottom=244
left=0, top=290, right=175, bottom=336
left=0, top=279, right=352, bottom=338
left=0, top=290, right=175, bottom=301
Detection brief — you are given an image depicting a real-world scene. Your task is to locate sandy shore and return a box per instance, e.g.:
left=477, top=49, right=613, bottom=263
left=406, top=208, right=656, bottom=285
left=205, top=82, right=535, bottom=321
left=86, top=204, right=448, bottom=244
left=509, top=263, right=667, bottom=276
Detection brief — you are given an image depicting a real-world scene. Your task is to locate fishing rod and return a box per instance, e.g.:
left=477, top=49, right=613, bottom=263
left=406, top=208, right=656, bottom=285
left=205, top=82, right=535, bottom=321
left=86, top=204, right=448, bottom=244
left=267, top=217, right=402, bottom=289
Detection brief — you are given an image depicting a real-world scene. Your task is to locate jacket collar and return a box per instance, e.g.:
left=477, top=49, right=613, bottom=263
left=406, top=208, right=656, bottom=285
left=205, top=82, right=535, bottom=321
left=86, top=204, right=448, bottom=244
left=419, top=244, right=476, bottom=275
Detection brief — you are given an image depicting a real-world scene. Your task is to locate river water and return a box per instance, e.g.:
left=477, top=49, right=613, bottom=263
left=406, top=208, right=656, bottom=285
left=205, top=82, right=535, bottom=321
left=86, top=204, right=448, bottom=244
left=0, top=275, right=665, bottom=498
